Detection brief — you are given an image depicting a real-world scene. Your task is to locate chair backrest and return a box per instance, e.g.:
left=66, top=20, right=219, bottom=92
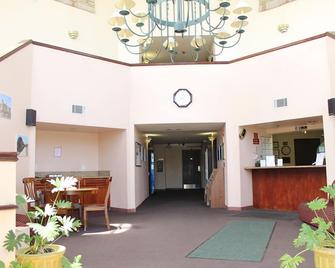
left=104, top=177, right=112, bottom=207
left=22, top=177, right=37, bottom=200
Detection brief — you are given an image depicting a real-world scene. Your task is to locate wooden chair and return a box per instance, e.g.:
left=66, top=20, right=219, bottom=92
left=83, top=177, right=112, bottom=231
left=22, top=177, right=39, bottom=210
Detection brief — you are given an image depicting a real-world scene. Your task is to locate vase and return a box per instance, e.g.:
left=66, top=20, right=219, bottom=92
left=16, top=244, right=66, bottom=268
left=314, top=246, right=335, bottom=268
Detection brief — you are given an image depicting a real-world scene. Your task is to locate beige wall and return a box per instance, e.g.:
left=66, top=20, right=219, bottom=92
left=134, top=128, right=148, bottom=207
left=130, top=37, right=332, bottom=207
left=0, top=161, right=17, bottom=264
left=35, top=130, right=99, bottom=172
left=0, top=0, right=119, bottom=59
left=99, top=130, right=128, bottom=209
left=0, top=46, right=35, bottom=195
left=31, top=46, right=130, bottom=129
left=2, top=34, right=335, bottom=209
left=218, top=0, right=335, bottom=60
left=2, top=1, right=335, bottom=63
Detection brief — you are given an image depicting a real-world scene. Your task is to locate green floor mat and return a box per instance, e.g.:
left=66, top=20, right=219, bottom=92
left=187, top=220, right=276, bottom=262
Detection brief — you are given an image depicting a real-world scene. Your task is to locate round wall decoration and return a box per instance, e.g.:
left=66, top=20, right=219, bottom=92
left=173, top=89, right=192, bottom=108
left=281, top=145, right=291, bottom=155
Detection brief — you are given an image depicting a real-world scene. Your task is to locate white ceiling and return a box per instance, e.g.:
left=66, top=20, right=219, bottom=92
left=136, top=122, right=224, bottom=144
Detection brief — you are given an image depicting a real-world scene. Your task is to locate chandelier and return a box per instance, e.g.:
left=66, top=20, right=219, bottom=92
left=110, top=0, right=252, bottom=63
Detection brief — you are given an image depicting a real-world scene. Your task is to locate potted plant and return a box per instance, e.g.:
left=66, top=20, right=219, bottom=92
left=280, top=184, right=335, bottom=268
left=2, top=176, right=82, bottom=268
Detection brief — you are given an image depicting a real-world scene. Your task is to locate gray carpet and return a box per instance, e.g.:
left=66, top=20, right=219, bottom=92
left=232, top=209, right=298, bottom=220
left=60, top=190, right=314, bottom=268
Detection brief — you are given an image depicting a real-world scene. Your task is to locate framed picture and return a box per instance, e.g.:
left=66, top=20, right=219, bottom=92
left=17, top=135, right=28, bottom=157
left=0, top=93, right=12, bottom=120
left=157, top=159, right=164, bottom=172
left=135, top=142, right=142, bottom=167
left=259, top=0, right=295, bottom=12
left=273, top=141, right=279, bottom=149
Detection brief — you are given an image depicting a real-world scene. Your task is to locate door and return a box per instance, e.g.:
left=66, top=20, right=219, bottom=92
left=294, top=138, right=320, bottom=165
left=182, top=150, right=201, bottom=188
left=148, top=150, right=155, bottom=194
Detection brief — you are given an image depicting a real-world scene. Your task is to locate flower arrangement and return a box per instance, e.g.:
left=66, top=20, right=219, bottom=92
left=1, top=176, right=83, bottom=268
left=280, top=184, right=335, bottom=268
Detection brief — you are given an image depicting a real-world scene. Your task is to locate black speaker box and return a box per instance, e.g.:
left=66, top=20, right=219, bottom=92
left=26, top=109, right=36, bottom=126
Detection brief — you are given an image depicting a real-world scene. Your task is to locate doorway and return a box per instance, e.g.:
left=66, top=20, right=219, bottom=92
left=182, top=150, right=201, bottom=189
left=294, top=138, right=320, bottom=165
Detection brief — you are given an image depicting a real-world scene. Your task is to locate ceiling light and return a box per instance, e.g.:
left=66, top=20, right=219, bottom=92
left=110, top=0, right=252, bottom=63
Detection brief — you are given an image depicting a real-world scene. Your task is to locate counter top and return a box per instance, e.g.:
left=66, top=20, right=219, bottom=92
left=245, top=165, right=326, bottom=170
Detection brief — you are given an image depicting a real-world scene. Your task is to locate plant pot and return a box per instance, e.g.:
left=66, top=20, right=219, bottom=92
left=314, top=246, right=335, bottom=268
left=16, top=244, right=66, bottom=268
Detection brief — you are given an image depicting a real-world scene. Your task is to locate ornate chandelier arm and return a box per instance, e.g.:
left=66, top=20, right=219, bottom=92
left=201, top=18, right=225, bottom=33
left=122, top=15, right=157, bottom=37
left=153, top=2, right=168, bottom=31
left=184, top=0, right=191, bottom=29
left=143, top=32, right=166, bottom=62
left=213, top=32, right=243, bottom=48
left=200, top=3, right=227, bottom=33
left=115, top=29, right=152, bottom=49
left=128, top=8, right=150, bottom=18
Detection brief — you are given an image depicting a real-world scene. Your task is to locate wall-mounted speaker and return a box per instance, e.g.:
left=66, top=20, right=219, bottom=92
left=328, top=98, right=335, bottom=116
left=26, top=109, right=36, bottom=126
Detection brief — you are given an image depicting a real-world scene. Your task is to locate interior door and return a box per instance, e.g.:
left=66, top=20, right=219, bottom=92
left=294, top=138, right=320, bottom=165
left=182, top=150, right=201, bottom=188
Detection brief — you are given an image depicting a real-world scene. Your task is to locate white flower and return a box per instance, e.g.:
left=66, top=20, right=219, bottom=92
left=44, top=204, right=56, bottom=216
left=48, top=176, right=78, bottom=193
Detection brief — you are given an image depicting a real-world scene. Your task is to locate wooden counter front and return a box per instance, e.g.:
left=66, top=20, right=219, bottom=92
left=249, top=166, right=326, bottom=211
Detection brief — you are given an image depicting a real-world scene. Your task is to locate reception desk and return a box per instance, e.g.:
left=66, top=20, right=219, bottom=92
left=245, top=165, right=327, bottom=211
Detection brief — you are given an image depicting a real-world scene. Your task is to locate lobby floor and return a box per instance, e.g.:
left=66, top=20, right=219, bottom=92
left=60, top=190, right=314, bottom=268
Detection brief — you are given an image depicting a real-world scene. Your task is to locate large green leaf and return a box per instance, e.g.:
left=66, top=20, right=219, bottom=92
left=293, top=223, right=324, bottom=249
left=16, top=195, right=27, bottom=208
left=307, top=198, right=327, bottom=211
left=0, top=260, right=5, bottom=268
left=28, top=218, right=60, bottom=242
left=3, top=230, right=29, bottom=252
left=279, top=254, right=305, bottom=268
left=62, top=255, right=83, bottom=268
left=55, top=200, right=72, bottom=209
left=322, top=185, right=335, bottom=199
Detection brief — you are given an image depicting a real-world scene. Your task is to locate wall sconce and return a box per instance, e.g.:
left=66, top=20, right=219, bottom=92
left=68, top=30, right=79, bottom=39
left=278, top=24, right=289, bottom=33
left=208, top=133, right=215, bottom=142
left=145, top=136, right=152, bottom=145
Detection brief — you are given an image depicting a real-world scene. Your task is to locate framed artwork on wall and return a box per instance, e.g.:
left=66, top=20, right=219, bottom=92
left=0, top=93, right=12, bottom=120
left=259, top=0, right=296, bottom=12
left=17, top=135, right=28, bottom=157
left=135, top=142, right=142, bottom=167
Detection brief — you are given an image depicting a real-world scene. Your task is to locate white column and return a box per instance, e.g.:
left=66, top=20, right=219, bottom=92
left=126, top=125, right=136, bottom=210
left=0, top=157, right=17, bottom=265
left=224, top=123, right=242, bottom=209
left=323, top=115, right=335, bottom=185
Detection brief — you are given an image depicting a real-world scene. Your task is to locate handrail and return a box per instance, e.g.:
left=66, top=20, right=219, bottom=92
left=1, top=32, right=335, bottom=66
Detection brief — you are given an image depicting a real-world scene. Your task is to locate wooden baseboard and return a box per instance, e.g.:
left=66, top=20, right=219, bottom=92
left=110, top=207, right=136, bottom=213
left=0, top=204, right=17, bottom=211
left=227, top=206, right=253, bottom=211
